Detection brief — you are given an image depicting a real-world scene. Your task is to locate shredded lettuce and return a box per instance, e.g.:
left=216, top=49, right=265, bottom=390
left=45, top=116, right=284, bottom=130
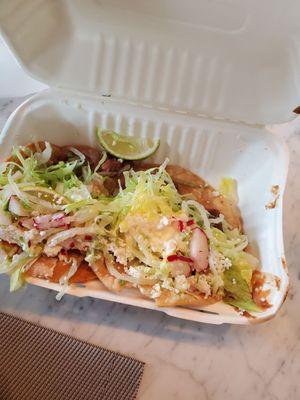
left=40, top=161, right=78, bottom=185
left=0, top=251, right=35, bottom=292
left=64, top=184, right=91, bottom=202
left=9, top=256, right=37, bottom=292
left=10, top=265, right=26, bottom=292
left=82, top=164, right=92, bottom=183
left=211, top=227, right=248, bottom=255
left=223, top=257, right=260, bottom=312
left=64, top=199, right=96, bottom=213
left=219, top=177, right=238, bottom=203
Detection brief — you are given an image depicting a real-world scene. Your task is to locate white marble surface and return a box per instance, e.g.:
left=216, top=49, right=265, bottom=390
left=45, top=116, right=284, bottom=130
left=0, top=97, right=299, bottom=400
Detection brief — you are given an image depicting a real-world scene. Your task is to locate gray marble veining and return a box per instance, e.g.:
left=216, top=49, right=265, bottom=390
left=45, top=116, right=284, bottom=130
left=0, top=97, right=299, bottom=400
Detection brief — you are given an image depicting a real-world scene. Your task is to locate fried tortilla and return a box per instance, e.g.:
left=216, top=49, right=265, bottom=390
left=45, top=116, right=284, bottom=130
left=139, top=285, right=221, bottom=307
left=26, top=254, right=98, bottom=284
left=167, top=165, right=242, bottom=231
left=90, top=257, right=132, bottom=292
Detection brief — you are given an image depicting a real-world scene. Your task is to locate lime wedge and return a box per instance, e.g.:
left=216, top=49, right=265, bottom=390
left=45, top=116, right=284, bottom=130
left=96, top=128, right=160, bottom=160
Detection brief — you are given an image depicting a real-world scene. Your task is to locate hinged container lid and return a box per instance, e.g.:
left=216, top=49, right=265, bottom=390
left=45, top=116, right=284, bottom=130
left=1, top=0, right=300, bottom=125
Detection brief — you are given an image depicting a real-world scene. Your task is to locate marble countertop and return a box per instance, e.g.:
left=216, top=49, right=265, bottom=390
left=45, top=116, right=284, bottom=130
left=0, top=96, right=299, bottom=400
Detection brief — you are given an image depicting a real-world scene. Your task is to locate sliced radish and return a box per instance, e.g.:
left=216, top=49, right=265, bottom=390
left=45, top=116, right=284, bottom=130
left=167, top=254, right=192, bottom=277
left=186, top=219, right=195, bottom=226
left=177, top=220, right=185, bottom=232
left=173, top=218, right=195, bottom=232
left=33, top=212, right=71, bottom=230
left=189, top=228, right=209, bottom=272
left=169, top=261, right=191, bottom=277
left=8, top=196, right=30, bottom=217
left=167, top=254, right=193, bottom=263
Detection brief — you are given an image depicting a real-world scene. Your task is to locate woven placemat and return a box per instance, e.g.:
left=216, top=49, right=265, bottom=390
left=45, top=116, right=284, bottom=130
left=0, top=312, right=144, bottom=400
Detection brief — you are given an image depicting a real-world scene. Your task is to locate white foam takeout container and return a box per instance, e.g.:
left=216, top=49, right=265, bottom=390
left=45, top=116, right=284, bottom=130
left=0, top=0, right=296, bottom=325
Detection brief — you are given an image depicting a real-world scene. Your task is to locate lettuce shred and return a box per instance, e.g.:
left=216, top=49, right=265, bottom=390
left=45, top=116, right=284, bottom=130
left=219, top=177, right=238, bottom=203
left=223, top=257, right=260, bottom=312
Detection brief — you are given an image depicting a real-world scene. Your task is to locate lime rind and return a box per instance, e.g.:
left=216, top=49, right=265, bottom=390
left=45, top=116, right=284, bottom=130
left=96, top=128, right=160, bottom=161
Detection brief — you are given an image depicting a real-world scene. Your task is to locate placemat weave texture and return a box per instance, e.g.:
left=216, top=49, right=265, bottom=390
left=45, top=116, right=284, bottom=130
left=0, top=312, right=144, bottom=400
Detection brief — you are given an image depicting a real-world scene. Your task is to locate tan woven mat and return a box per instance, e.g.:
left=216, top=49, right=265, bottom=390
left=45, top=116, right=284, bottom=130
left=0, top=312, right=144, bottom=400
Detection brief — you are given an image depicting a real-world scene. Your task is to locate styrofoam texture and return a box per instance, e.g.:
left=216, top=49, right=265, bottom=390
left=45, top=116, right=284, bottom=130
left=1, top=0, right=300, bottom=125
left=0, top=89, right=289, bottom=325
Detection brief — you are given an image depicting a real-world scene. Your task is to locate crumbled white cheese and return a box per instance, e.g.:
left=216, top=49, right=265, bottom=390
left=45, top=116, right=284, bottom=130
left=212, top=191, right=220, bottom=197
left=150, top=283, right=162, bottom=299
left=196, top=275, right=211, bottom=298
left=162, top=278, right=174, bottom=291
left=107, top=242, right=127, bottom=265
left=221, top=257, right=232, bottom=270
left=157, top=216, right=169, bottom=229
left=232, top=278, right=237, bottom=284
left=174, top=275, right=189, bottom=292
left=126, top=266, right=143, bottom=279
left=115, top=249, right=127, bottom=265
left=163, top=239, right=177, bottom=256
left=209, top=249, right=232, bottom=274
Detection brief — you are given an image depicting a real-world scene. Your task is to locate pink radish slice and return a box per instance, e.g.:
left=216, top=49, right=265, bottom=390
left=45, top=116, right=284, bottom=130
left=167, top=254, right=193, bottom=263
left=33, top=213, right=71, bottom=230
left=169, top=261, right=191, bottom=277
left=186, top=219, right=195, bottom=226
left=173, top=218, right=195, bottom=232
left=189, top=228, right=209, bottom=272
left=177, top=220, right=185, bottom=232
left=167, top=255, right=192, bottom=277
